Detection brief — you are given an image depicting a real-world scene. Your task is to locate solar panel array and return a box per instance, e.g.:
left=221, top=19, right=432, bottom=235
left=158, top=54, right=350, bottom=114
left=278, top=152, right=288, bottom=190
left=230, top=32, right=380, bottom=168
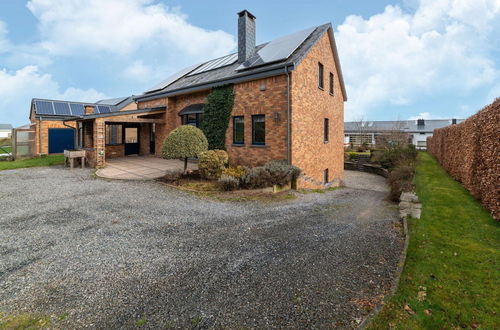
left=237, top=27, right=315, bottom=71
left=145, top=63, right=201, bottom=93
left=187, top=53, right=238, bottom=76
left=34, top=100, right=115, bottom=116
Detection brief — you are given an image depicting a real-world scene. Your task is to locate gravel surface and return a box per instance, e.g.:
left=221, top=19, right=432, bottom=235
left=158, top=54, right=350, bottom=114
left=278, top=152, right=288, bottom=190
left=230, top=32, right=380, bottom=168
left=0, top=166, right=403, bottom=329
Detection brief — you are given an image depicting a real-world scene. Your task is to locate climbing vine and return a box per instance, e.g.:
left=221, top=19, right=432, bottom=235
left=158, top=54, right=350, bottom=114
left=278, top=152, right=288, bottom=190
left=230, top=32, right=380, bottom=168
left=200, top=85, right=235, bottom=150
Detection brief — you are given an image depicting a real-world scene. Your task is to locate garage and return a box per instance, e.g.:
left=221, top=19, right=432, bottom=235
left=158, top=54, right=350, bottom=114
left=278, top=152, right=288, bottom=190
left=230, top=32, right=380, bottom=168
left=48, top=128, right=75, bottom=154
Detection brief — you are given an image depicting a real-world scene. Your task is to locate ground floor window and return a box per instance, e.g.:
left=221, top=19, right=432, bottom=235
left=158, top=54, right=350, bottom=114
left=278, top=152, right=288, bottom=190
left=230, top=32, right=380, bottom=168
left=182, top=113, right=203, bottom=128
left=252, top=115, right=265, bottom=145
left=324, top=168, right=329, bottom=183
left=233, top=116, right=244, bottom=144
left=106, top=124, right=123, bottom=145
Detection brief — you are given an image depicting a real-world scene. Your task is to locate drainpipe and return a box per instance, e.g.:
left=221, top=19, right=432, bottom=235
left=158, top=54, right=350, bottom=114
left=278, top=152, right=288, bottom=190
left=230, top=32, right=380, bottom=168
left=63, top=118, right=78, bottom=149
left=285, top=65, right=292, bottom=165
left=39, top=116, right=43, bottom=154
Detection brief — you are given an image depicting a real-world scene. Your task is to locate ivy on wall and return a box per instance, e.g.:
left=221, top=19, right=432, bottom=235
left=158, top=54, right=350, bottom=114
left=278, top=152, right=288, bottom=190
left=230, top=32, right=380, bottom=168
left=200, top=85, right=235, bottom=150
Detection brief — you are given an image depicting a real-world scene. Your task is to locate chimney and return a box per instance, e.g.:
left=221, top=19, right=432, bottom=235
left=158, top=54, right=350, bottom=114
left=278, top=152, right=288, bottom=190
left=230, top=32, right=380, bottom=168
left=452, top=118, right=457, bottom=124
left=237, top=10, right=256, bottom=63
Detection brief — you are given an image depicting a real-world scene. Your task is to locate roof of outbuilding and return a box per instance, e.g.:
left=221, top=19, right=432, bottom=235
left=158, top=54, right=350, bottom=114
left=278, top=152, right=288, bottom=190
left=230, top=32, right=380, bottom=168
left=137, top=23, right=347, bottom=102
left=0, top=124, right=12, bottom=130
left=344, top=119, right=465, bottom=133
left=96, top=96, right=135, bottom=108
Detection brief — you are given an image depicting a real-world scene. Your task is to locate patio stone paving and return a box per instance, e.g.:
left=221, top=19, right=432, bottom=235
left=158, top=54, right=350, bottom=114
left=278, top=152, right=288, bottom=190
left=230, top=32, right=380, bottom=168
left=95, top=156, right=197, bottom=180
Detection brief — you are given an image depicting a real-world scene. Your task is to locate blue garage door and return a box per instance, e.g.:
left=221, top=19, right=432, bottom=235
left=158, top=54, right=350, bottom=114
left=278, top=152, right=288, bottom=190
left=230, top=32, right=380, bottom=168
left=48, top=128, right=75, bottom=154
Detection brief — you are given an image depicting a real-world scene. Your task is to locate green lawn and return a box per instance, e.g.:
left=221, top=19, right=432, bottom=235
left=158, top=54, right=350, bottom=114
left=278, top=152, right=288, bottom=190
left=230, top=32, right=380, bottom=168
left=0, top=155, right=65, bottom=171
left=368, top=152, right=499, bottom=329
left=0, top=145, right=11, bottom=154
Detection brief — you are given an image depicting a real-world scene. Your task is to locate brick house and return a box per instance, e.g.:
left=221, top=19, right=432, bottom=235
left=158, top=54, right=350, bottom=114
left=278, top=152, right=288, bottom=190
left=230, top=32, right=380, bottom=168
left=28, top=10, right=347, bottom=188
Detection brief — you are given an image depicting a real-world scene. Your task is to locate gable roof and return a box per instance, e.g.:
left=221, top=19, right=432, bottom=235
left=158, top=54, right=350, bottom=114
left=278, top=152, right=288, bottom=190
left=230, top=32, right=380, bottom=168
left=344, top=119, right=465, bottom=133
left=0, top=124, right=12, bottom=130
left=136, top=23, right=347, bottom=102
left=96, top=96, right=135, bottom=108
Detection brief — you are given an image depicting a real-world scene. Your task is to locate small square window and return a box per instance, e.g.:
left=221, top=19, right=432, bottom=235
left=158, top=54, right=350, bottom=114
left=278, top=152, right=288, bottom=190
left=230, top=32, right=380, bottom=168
left=318, top=62, right=324, bottom=89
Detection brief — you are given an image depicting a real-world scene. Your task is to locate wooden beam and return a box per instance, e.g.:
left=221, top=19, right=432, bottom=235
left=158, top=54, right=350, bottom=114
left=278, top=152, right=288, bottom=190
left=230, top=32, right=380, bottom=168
left=104, top=118, right=165, bottom=124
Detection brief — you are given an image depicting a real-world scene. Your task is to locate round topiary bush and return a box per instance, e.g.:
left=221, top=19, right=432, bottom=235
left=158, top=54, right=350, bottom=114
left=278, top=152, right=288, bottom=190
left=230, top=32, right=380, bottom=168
left=161, top=125, right=208, bottom=173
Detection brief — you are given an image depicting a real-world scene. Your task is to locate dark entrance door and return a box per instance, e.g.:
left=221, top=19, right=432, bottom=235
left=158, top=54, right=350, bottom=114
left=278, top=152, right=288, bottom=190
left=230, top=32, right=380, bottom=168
left=48, top=128, right=75, bottom=154
left=124, top=126, right=139, bottom=155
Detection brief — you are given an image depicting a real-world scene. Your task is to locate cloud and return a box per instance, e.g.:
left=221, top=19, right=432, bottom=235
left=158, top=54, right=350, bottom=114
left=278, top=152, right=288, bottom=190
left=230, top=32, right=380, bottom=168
left=0, top=66, right=106, bottom=126
left=408, top=112, right=433, bottom=120
left=26, top=0, right=236, bottom=60
left=336, top=0, right=500, bottom=120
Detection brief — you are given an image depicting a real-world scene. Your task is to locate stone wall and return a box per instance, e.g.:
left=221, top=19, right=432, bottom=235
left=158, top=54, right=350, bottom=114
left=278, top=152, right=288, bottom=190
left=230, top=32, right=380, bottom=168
left=427, top=98, right=499, bottom=220
left=290, top=30, right=345, bottom=188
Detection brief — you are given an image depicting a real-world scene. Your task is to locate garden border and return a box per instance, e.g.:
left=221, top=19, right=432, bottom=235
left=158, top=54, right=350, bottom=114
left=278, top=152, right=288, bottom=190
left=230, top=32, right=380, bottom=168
left=357, top=213, right=410, bottom=329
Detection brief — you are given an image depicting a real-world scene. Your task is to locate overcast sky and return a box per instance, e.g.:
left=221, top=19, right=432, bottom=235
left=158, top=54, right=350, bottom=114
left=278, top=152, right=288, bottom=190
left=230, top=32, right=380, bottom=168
left=1, top=0, right=499, bottom=126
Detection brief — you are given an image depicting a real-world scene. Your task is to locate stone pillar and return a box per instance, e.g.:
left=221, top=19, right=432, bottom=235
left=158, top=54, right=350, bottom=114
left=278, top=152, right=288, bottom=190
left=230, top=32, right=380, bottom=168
left=93, top=118, right=105, bottom=168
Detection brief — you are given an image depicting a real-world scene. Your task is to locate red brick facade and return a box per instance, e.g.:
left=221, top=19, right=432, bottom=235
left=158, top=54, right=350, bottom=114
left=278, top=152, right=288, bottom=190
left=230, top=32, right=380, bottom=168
left=32, top=119, right=77, bottom=155
left=135, top=29, right=344, bottom=189
left=290, top=31, right=344, bottom=188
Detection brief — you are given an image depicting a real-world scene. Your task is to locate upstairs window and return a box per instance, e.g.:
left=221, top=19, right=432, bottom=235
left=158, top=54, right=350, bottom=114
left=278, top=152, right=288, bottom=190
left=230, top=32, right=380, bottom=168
left=318, top=62, right=324, bottom=89
left=329, top=72, right=334, bottom=95
left=324, top=118, right=329, bottom=143
left=233, top=116, right=244, bottom=144
left=252, top=115, right=265, bottom=145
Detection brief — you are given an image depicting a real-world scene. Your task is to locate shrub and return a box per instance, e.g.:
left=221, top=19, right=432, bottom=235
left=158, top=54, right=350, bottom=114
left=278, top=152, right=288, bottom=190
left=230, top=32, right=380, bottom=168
left=161, top=125, right=208, bottom=173
left=222, top=165, right=247, bottom=179
left=218, top=174, right=239, bottom=191
left=241, top=166, right=272, bottom=189
left=373, top=144, right=418, bottom=170
left=263, top=160, right=301, bottom=186
left=198, top=149, right=228, bottom=179
left=387, top=164, right=415, bottom=201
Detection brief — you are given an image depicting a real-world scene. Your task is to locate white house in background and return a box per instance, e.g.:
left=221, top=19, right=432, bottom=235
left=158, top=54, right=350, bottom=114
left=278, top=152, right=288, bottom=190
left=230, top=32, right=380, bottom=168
left=0, top=124, right=12, bottom=138
left=344, top=119, right=464, bottom=150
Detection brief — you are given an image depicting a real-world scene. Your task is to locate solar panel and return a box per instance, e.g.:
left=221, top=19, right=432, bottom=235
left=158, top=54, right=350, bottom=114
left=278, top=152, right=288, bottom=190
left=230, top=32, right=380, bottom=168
left=187, top=53, right=238, bottom=76
left=53, top=102, right=72, bottom=115
left=70, top=103, right=85, bottom=116
left=97, top=105, right=111, bottom=113
left=34, top=100, right=55, bottom=115
left=145, top=63, right=201, bottom=93
left=237, top=27, right=316, bottom=71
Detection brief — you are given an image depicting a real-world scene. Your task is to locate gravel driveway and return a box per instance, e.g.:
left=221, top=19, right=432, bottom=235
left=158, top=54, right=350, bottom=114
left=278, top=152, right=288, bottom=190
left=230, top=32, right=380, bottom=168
left=0, top=167, right=403, bottom=329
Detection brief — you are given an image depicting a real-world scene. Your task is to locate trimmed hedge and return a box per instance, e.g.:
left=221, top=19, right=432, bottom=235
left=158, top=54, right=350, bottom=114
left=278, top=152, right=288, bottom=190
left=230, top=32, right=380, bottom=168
left=427, top=98, right=500, bottom=220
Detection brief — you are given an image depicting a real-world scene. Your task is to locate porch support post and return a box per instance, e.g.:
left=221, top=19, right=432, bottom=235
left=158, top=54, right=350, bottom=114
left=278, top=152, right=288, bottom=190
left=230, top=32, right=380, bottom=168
left=94, top=118, right=106, bottom=168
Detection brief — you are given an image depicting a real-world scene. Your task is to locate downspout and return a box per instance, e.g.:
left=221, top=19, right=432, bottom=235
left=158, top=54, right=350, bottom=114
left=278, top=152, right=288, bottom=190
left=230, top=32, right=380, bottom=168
left=63, top=118, right=78, bottom=149
left=285, top=66, right=292, bottom=165
left=39, top=116, right=43, bottom=154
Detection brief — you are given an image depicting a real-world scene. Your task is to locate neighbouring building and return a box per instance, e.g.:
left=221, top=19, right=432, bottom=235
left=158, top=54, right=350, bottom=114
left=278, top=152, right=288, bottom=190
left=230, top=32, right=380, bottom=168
left=27, top=10, right=347, bottom=189
left=0, top=124, right=12, bottom=138
left=344, top=119, right=464, bottom=150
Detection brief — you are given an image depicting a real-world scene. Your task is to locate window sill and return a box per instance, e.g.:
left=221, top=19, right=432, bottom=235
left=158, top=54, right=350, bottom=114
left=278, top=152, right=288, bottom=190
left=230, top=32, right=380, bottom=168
left=324, top=141, right=329, bottom=144
left=232, top=143, right=245, bottom=147
left=251, top=144, right=266, bottom=148
left=318, top=86, right=324, bottom=91
left=329, top=92, right=334, bottom=96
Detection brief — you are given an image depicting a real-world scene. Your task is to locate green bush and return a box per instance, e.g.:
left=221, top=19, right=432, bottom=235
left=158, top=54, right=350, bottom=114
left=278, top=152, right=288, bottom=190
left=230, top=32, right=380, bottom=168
left=218, top=174, right=239, bottom=191
left=373, top=144, right=418, bottom=170
left=198, top=149, right=228, bottom=179
left=161, top=125, right=208, bottom=172
left=263, top=160, right=301, bottom=186
left=387, top=164, right=415, bottom=201
left=200, top=85, right=235, bottom=150
left=241, top=166, right=272, bottom=189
